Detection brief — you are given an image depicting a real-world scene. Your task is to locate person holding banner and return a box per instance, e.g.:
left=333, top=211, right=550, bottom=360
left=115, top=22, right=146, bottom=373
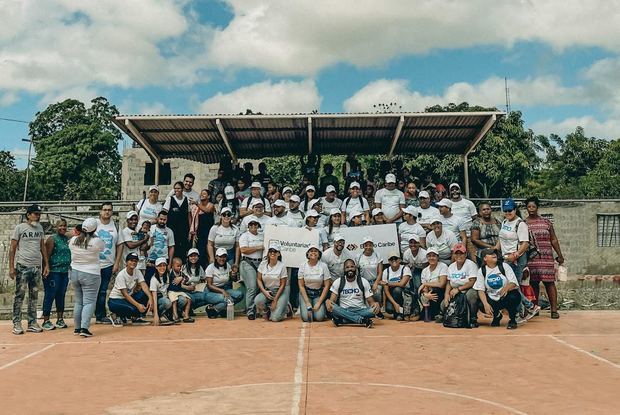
left=239, top=219, right=265, bottom=320
left=380, top=252, right=412, bottom=320
left=321, top=233, right=355, bottom=281
left=398, top=206, right=426, bottom=253
left=357, top=236, right=383, bottom=304
left=325, top=209, right=347, bottom=247
left=255, top=242, right=290, bottom=322
left=419, top=247, right=449, bottom=321
left=298, top=245, right=332, bottom=322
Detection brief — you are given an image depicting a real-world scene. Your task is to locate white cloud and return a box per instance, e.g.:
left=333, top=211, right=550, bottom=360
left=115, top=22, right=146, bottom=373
left=39, top=86, right=99, bottom=108
left=530, top=116, right=620, bottom=140
left=197, top=79, right=321, bottom=114
left=209, top=0, right=620, bottom=75
left=0, top=92, right=18, bottom=107
left=118, top=99, right=170, bottom=115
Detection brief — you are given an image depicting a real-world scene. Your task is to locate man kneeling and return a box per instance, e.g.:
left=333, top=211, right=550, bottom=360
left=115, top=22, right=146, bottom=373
left=326, top=259, right=380, bottom=328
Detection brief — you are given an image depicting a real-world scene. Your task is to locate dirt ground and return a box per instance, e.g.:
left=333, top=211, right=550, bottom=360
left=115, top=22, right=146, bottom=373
left=0, top=310, right=618, bottom=414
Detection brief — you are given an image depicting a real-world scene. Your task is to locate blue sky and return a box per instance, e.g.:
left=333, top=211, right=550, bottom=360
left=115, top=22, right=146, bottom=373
left=2, top=0, right=620, bottom=168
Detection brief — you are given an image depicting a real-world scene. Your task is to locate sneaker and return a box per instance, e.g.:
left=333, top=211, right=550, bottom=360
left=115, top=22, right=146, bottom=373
left=131, top=317, right=151, bottom=325
left=12, top=323, right=24, bottom=335
left=363, top=317, right=374, bottom=328
left=159, top=316, right=174, bottom=326
left=182, top=317, right=195, bottom=323
left=42, top=321, right=56, bottom=331
left=507, top=320, right=518, bottom=330
left=111, top=317, right=124, bottom=327
left=206, top=305, right=219, bottom=319
left=96, top=316, right=113, bottom=325
left=247, top=309, right=256, bottom=320
left=331, top=316, right=341, bottom=327
left=434, top=314, right=444, bottom=323
left=79, top=328, right=93, bottom=337
left=55, top=319, right=68, bottom=329
left=516, top=315, right=527, bottom=325
left=27, top=323, right=43, bottom=333
left=525, top=305, right=541, bottom=321
left=73, top=328, right=81, bottom=336
left=376, top=311, right=385, bottom=320
left=491, top=313, right=502, bottom=327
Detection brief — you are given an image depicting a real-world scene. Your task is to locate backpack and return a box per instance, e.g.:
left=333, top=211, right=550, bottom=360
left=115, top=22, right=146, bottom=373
left=245, top=195, right=267, bottom=209
left=508, top=218, right=540, bottom=260
left=443, top=292, right=472, bottom=329
left=335, top=275, right=367, bottom=306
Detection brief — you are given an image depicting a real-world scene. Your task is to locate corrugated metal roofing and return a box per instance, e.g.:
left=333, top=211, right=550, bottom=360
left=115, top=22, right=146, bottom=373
left=113, top=112, right=503, bottom=163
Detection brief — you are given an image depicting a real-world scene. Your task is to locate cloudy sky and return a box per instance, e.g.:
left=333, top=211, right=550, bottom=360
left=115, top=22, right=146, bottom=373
left=1, top=0, right=619, bottom=167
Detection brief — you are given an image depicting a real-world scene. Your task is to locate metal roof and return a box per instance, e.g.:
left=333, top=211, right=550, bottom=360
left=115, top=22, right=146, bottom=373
left=113, top=112, right=504, bottom=164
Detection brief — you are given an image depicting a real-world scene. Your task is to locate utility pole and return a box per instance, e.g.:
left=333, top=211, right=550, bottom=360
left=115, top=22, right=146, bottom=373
left=22, top=138, right=33, bottom=202
left=505, top=77, right=511, bottom=114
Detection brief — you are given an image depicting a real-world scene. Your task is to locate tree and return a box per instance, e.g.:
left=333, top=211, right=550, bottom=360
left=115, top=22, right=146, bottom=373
left=28, top=97, right=122, bottom=200
left=0, top=151, right=24, bottom=202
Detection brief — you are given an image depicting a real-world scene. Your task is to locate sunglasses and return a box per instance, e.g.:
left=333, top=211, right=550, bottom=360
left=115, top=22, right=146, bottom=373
left=222, top=213, right=232, bottom=217
left=268, top=250, right=279, bottom=254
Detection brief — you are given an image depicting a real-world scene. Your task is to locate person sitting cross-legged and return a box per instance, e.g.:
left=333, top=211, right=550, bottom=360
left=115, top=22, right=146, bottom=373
left=326, top=259, right=380, bottom=328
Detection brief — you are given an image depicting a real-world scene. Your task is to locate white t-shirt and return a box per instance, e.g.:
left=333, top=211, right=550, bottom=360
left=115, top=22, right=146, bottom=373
left=426, top=229, right=458, bottom=260
left=166, top=188, right=200, bottom=204
left=499, top=218, right=529, bottom=255
left=447, top=259, right=478, bottom=288
left=147, top=226, right=175, bottom=261
left=240, top=214, right=270, bottom=234
left=183, top=264, right=206, bottom=286
left=298, top=261, right=330, bottom=290
left=421, top=262, right=449, bottom=284
left=207, top=225, right=239, bottom=250
left=418, top=206, right=440, bottom=225
left=474, top=264, right=519, bottom=301
left=257, top=260, right=288, bottom=290
left=357, top=251, right=382, bottom=282
left=451, top=198, right=477, bottom=233
left=266, top=215, right=290, bottom=227
left=398, top=222, right=426, bottom=248
left=325, top=224, right=347, bottom=247
left=403, top=247, right=428, bottom=270
left=440, top=215, right=467, bottom=241
left=96, top=219, right=118, bottom=268
left=205, top=263, right=232, bottom=288
left=149, top=274, right=169, bottom=296
left=381, top=264, right=412, bottom=283
left=341, top=197, right=369, bottom=221
left=109, top=268, right=144, bottom=300
left=136, top=199, right=162, bottom=224
left=321, top=248, right=355, bottom=280
left=163, top=194, right=187, bottom=211
left=330, top=277, right=372, bottom=309
left=117, top=226, right=148, bottom=268
left=285, top=210, right=305, bottom=228
left=374, top=188, right=405, bottom=221
left=320, top=197, right=342, bottom=216
left=240, top=195, right=272, bottom=213
left=239, top=231, right=264, bottom=259
left=69, top=236, right=105, bottom=275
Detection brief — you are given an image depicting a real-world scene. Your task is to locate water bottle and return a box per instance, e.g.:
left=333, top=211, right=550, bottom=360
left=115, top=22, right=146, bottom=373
left=307, top=307, right=313, bottom=323
left=226, top=298, right=234, bottom=321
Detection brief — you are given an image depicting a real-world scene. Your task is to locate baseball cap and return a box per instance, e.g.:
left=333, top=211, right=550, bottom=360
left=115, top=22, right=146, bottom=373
left=187, top=248, right=200, bottom=257
left=306, top=244, right=320, bottom=253
left=305, top=185, right=316, bottom=192
left=290, top=195, right=301, bottom=203
left=125, top=253, right=139, bottom=262
left=449, top=183, right=461, bottom=190
left=224, top=185, right=235, bottom=200
left=268, top=241, right=282, bottom=251
left=436, top=199, right=453, bottom=208
left=248, top=219, right=262, bottom=227
left=249, top=199, right=264, bottom=208
left=349, top=208, right=364, bottom=218
left=325, top=185, right=336, bottom=193
left=387, top=251, right=400, bottom=260
left=330, top=208, right=341, bottom=216
left=385, top=173, right=396, bottom=183
left=307, top=199, right=320, bottom=211
left=426, top=247, right=440, bottom=256
left=81, top=218, right=97, bottom=233
left=371, top=208, right=383, bottom=217
left=148, top=185, right=159, bottom=192
left=418, top=190, right=430, bottom=199
left=155, top=258, right=168, bottom=266
left=451, top=243, right=467, bottom=254
left=362, top=236, right=374, bottom=244
left=502, top=198, right=516, bottom=212
left=332, top=233, right=345, bottom=242
left=305, top=210, right=320, bottom=218
left=220, top=207, right=232, bottom=215
left=26, top=204, right=42, bottom=214
left=349, top=181, right=360, bottom=189
left=408, top=234, right=421, bottom=243
left=251, top=181, right=261, bottom=188
left=126, top=210, right=139, bottom=219
left=401, top=206, right=418, bottom=216
left=430, top=216, right=443, bottom=224
left=215, top=247, right=228, bottom=257
left=273, top=199, right=286, bottom=208
left=282, top=186, right=293, bottom=194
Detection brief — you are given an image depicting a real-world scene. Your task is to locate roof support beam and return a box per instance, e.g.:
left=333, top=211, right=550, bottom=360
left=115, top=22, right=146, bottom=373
left=216, top=119, right=237, bottom=164
left=463, top=114, right=497, bottom=156
left=124, top=119, right=163, bottom=165
left=388, top=116, right=405, bottom=158
left=308, top=117, right=313, bottom=154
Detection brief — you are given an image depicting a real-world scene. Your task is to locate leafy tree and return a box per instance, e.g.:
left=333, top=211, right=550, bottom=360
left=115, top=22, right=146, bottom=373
left=28, top=97, right=122, bottom=200
left=0, top=151, right=25, bottom=202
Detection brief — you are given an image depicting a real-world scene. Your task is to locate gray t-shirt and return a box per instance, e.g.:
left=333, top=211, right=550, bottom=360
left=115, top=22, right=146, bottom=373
left=12, top=222, right=44, bottom=267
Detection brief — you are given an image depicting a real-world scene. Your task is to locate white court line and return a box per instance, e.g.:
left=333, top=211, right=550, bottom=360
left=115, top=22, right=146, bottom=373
left=549, top=335, right=620, bottom=369
left=290, top=323, right=307, bottom=415
left=0, top=343, right=56, bottom=371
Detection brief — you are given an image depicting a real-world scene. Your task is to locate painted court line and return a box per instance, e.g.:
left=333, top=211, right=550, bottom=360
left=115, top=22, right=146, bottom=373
left=0, top=343, right=56, bottom=371
left=291, top=323, right=307, bottom=415
left=549, top=335, right=620, bottom=369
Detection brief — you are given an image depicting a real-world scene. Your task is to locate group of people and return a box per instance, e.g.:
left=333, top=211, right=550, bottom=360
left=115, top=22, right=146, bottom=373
left=9, top=161, right=565, bottom=336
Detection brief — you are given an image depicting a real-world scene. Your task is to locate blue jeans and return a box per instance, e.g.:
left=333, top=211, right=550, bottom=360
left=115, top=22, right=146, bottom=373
left=71, top=269, right=101, bottom=330
left=95, top=265, right=113, bottom=320
left=331, top=304, right=375, bottom=324
left=240, top=260, right=259, bottom=312
left=108, top=291, right=149, bottom=319
left=299, top=292, right=327, bottom=322
left=42, top=271, right=69, bottom=316
left=508, top=255, right=534, bottom=310
left=206, top=284, right=244, bottom=313
left=385, top=286, right=404, bottom=315
left=13, top=264, right=41, bottom=325
left=157, top=296, right=172, bottom=315
left=255, top=286, right=290, bottom=322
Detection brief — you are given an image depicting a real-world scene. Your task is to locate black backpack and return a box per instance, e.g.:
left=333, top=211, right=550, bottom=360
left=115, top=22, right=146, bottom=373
left=335, top=275, right=367, bottom=306
left=443, top=292, right=472, bottom=329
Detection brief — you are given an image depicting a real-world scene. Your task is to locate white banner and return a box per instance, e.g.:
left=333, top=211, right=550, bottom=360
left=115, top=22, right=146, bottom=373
left=263, top=225, right=320, bottom=268
left=340, top=224, right=399, bottom=263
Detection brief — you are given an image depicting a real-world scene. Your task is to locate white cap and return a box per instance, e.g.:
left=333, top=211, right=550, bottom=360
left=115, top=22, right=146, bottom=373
left=82, top=218, right=97, bottom=233
left=306, top=210, right=320, bottom=218
left=385, top=173, right=396, bottom=183
left=251, top=181, right=261, bottom=188
left=148, top=185, right=159, bottom=192
left=215, top=247, right=228, bottom=257
left=325, top=185, right=336, bottom=193
left=268, top=241, right=282, bottom=251
left=362, top=236, right=374, bottom=244
left=430, top=216, right=443, bottom=224
left=247, top=219, right=262, bottom=227
left=418, top=190, right=430, bottom=199
left=330, top=208, right=342, bottom=216
left=249, top=198, right=265, bottom=208
left=401, top=206, right=418, bottom=216
left=305, top=185, right=316, bottom=192
left=349, top=208, right=364, bottom=218
left=273, top=199, right=286, bottom=208
left=307, top=199, right=320, bottom=211
left=224, top=185, right=235, bottom=200
left=306, top=244, right=320, bottom=253
left=426, top=247, right=440, bottom=256
left=220, top=207, right=232, bottom=215
left=449, top=183, right=461, bottom=190
left=332, top=233, right=345, bottom=242
left=290, top=195, right=301, bottom=203
left=408, top=234, right=421, bottom=242
left=126, top=210, right=139, bottom=219
left=155, top=258, right=168, bottom=266
left=371, top=208, right=383, bottom=217
left=282, top=186, right=293, bottom=194
left=436, top=198, right=452, bottom=208
left=187, top=248, right=199, bottom=257
left=349, top=181, right=360, bottom=189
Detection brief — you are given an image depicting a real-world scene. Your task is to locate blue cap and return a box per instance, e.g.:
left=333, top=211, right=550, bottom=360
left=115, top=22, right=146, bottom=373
left=502, top=198, right=516, bottom=212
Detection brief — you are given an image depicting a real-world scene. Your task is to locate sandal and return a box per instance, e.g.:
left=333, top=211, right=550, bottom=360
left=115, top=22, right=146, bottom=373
left=550, top=311, right=560, bottom=319
left=183, top=317, right=195, bottom=323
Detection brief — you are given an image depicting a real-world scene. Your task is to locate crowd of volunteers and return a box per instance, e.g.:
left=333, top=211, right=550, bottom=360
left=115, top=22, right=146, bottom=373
left=9, top=155, right=565, bottom=336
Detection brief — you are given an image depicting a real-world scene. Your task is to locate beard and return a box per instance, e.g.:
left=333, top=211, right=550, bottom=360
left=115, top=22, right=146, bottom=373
left=345, top=270, right=356, bottom=278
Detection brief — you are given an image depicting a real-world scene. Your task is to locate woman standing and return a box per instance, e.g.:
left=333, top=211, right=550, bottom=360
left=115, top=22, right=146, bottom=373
left=298, top=245, right=332, bottom=322
left=189, top=189, right=215, bottom=268
left=136, top=186, right=162, bottom=224
left=239, top=220, right=264, bottom=319
left=164, top=181, right=191, bottom=259
left=207, top=207, right=240, bottom=265
left=471, top=202, right=502, bottom=265
left=404, top=182, right=419, bottom=208
left=525, top=196, right=564, bottom=319
left=42, top=219, right=71, bottom=330
left=398, top=206, right=426, bottom=252
left=255, top=242, right=289, bottom=322
left=69, top=218, right=104, bottom=337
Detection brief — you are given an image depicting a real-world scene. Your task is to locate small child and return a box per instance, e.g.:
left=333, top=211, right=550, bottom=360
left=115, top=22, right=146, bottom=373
left=167, top=257, right=195, bottom=323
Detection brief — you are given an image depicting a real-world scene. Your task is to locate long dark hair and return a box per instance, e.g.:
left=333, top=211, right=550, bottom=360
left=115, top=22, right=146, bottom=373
left=153, top=265, right=169, bottom=285
left=183, top=261, right=202, bottom=277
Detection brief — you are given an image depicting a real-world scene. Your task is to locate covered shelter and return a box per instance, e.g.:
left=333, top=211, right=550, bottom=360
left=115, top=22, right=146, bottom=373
left=113, top=111, right=504, bottom=196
